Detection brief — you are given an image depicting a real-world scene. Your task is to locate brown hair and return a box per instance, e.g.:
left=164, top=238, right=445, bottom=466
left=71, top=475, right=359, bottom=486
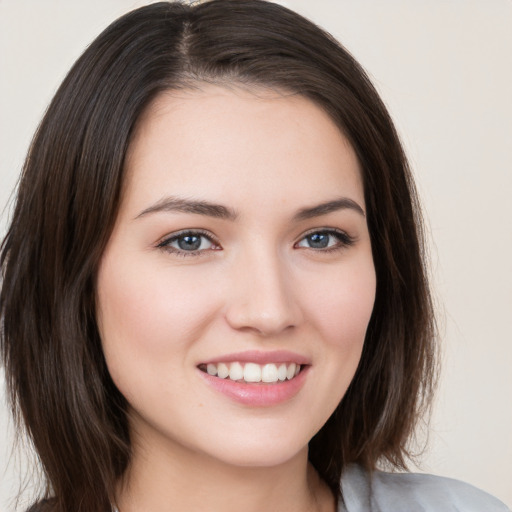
left=0, top=1, right=436, bottom=511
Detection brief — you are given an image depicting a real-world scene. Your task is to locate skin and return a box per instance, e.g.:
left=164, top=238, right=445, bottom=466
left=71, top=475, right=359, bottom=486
left=96, top=85, right=376, bottom=512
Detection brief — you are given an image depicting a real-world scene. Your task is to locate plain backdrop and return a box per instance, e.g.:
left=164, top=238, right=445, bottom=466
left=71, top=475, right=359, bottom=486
left=1, top=1, right=511, bottom=510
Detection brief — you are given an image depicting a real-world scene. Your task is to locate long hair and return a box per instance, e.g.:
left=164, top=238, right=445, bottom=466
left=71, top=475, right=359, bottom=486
left=0, top=1, right=436, bottom=510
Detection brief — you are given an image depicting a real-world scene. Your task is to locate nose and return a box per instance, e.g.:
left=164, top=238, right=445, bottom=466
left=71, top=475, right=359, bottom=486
left=224, top=248, right=302, bottom=336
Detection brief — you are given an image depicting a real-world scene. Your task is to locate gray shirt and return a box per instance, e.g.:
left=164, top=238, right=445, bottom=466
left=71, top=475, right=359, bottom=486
left=339, top=464, right=510, bottom=511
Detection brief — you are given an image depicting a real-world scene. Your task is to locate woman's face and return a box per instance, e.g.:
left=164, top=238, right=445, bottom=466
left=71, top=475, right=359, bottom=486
left=96, top=86, right=376, bottom=469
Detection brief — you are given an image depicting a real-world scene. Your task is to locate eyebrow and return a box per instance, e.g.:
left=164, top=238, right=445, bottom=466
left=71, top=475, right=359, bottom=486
left=293, top=197, right=365, bottom=220
left=135, top=196, right=239, bottom=220
left=135, top=196, right=365, bottom=221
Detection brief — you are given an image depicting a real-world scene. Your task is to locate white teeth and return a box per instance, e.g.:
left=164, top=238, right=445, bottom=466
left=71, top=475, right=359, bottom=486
left=277, top=363, right=287, bottom=381
left=217, top=362, right=229, bottom=379
left=261, top=363, right=278, bottom=383
left=244, top=363, right=261, bottom=383
left=229, top=362, right=244, bottom=381
left=286, top=363, right=296, bottom=380
left=203, top=361, right=302, bottom=383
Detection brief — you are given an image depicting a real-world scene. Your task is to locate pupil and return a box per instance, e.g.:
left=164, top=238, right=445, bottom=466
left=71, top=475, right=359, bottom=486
left=308, top=233, right=329, bottom=248
left=178, top=235, right=201, bottom=250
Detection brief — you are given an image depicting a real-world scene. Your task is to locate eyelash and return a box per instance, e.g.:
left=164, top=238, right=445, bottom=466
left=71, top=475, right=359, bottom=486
left=157, top=228, right=355, bottom=257
left=157, top=229, right=220, bottom=258
left=295, top=228, right=355, bottom=253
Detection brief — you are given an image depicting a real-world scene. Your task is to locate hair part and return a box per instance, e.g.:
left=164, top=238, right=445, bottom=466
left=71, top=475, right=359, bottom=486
left=1, top=1, right=437, bottom=511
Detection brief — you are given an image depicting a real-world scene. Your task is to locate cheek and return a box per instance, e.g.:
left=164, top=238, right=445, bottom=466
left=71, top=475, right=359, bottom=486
left=289, top=256, right=376, bottom=437
left=95, top=252, right=219, bottom=383
left=302, top=254, right=375, bottom=415
left=307, top=258, right=376, bottom=351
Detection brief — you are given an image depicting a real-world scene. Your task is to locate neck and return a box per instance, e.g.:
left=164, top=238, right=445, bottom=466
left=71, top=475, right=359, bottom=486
left=115, top=428, right=334, bottom=512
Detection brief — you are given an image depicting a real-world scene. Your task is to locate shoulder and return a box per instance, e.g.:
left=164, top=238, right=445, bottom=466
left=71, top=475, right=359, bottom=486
left=340, top=464, right=510, bottom=512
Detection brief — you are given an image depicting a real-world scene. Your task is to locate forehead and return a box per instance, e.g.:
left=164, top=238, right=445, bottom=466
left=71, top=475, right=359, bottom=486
left=122, top=85, right=364, bottom=216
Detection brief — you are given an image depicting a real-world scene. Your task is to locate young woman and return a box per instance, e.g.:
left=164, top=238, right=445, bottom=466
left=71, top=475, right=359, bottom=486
left=1, top=1, right=509, bottom=511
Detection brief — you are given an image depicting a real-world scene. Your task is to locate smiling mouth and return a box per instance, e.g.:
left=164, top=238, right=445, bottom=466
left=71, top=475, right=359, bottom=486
left=198, top=362, right=303, bottom=384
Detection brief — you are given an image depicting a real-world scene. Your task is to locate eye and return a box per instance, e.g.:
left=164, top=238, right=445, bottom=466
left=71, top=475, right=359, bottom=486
left=295, top=229, right=354, bottom=251
left=157, top=230, right=220, bottom=256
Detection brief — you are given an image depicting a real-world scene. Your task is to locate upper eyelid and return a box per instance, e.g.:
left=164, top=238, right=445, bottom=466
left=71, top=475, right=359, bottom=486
left=295, top=227, right=352, bottom=241
left=157, top=229, right=219, bottom=248
left=294, top=228, right=356, bottom=249
left=299, top=227, right=345, bottom=236
left=156, top=226, right=354, bottom=249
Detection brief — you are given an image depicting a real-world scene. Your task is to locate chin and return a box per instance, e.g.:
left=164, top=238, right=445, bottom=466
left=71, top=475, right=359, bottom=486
left=193, top=427, right=312, bottom=470
left=207, top=443, right=308, bottom=470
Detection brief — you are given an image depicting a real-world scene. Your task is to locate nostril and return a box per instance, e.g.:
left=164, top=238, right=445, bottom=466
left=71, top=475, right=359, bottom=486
left=224, top=306, right=298, bottom=336
left=223, top=259, right=303, bottom=335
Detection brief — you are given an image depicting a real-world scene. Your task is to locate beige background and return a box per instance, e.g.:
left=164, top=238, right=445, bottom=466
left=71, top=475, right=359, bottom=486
left=1, top=1, right=511, bottom=510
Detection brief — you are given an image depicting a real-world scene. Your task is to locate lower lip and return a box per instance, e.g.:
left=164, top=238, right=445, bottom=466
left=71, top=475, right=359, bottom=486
left=198, top=366, right=309, bottom=407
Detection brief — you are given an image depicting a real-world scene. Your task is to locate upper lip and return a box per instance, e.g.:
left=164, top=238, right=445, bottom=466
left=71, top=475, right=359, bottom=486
left=199, top=350, right=310, bottom=366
